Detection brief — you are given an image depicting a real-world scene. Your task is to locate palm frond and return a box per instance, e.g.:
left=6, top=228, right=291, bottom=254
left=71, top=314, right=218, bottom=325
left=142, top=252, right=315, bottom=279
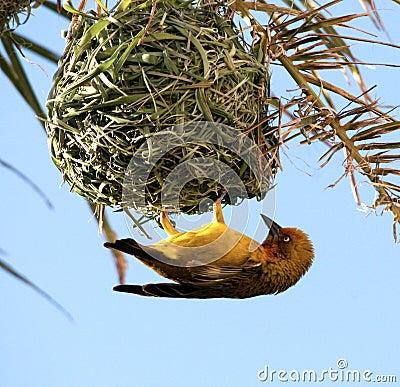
left=0, top=157, right=53, bottom=208
left=233, top=0, right=400, bottom=238
left=0, top=31, right=46, bottom=127
left=0, top=252, right=73, bottom=321
left=0, top=3, right=127, bottom=283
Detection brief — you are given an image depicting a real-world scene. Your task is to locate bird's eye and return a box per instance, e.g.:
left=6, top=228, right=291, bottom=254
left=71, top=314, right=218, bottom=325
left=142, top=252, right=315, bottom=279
left=283, top=236, right=290, bottom=243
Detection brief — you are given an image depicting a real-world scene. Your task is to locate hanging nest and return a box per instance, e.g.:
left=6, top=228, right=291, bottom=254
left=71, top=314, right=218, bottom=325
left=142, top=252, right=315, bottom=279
left=46, top=0, right=278, bottom=216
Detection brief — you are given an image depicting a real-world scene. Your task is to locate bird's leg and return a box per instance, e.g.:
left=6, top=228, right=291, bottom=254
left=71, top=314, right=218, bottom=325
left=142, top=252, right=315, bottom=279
left=160, top=211, right=179, bottom=236
left=213, top=188, right=227, bottom=224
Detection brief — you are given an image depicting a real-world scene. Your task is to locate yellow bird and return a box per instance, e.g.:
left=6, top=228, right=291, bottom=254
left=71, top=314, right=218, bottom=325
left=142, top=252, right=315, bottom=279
left=105, top=191, right=314, bottom=299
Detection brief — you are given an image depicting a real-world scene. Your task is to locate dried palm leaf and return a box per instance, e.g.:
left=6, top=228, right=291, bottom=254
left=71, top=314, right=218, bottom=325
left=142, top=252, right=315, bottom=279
left=235, top=0, right=400, bottom=237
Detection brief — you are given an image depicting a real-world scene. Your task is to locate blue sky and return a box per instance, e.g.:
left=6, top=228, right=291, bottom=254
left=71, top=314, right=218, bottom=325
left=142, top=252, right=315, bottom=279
left=1, top=1, right=399, bottom=386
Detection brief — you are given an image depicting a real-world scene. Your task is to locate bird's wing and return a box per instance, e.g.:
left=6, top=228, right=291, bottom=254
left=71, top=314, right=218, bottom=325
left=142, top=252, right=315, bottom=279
left=187, top=259, right=262, bottom=283
left=113, top=283, right=226, bottom=299
left=106, top=238, right=263, bottom=296
left=105, top=235, right=253, bottom=269
left=111, top=259, right=262, bottom=299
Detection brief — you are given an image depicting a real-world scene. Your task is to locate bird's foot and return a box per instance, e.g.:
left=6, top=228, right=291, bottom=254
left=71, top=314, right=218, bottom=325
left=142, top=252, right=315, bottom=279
left=214, top=187, right=228, bottom=206
left=160, top=211, right=179, bottom=236
left=212, top=188, right=227, bottom=224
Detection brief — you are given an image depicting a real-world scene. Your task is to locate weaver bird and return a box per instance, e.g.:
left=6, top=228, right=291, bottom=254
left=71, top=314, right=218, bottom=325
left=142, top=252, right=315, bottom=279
left=105, top=191, right=314, bottom=299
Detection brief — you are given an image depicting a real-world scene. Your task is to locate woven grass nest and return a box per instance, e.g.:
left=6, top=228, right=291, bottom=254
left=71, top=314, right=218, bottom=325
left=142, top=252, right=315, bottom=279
left=46, top=0, right=278, bottom=217
left=0, top=0, right=35, bottom=33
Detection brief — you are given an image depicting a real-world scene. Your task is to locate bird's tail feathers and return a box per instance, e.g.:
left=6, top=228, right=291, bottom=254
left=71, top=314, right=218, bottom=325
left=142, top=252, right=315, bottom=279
left=104, top=238, right=148, bottom=258
left=113, top=283, right=221, bottom=299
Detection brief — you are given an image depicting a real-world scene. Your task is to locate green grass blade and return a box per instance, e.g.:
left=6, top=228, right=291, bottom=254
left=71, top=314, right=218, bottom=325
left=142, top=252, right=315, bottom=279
left=0, top=255, right=73, bottom=322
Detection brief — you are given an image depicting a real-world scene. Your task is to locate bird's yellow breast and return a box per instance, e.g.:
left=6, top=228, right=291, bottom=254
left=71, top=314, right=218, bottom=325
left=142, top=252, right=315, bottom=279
left=163, top=221, right=227, bottom=246
left=153, top=222, right=261, bottom=267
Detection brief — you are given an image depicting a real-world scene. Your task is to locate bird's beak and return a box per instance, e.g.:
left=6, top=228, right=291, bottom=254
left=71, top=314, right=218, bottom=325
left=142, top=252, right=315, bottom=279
left=261, top=214, right=282, bottom=238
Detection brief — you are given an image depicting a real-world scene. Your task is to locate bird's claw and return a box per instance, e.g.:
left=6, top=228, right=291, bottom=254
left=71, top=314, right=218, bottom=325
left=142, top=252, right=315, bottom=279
left=214, top=188, right=228, bottom=206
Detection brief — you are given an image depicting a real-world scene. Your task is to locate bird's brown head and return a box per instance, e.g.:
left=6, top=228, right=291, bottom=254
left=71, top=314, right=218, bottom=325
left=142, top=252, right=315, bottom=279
left=260, top=214, right=314, bottom=293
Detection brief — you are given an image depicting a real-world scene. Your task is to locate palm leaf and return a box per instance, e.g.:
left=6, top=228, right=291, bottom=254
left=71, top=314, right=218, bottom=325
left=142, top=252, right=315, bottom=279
left=0, top=252, right=73, bottom=321
left=0, top=157, right=53, bottom=208
left=233, top=0, right=400, bottom=239
left=0, top=2, right=127, bottom=292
